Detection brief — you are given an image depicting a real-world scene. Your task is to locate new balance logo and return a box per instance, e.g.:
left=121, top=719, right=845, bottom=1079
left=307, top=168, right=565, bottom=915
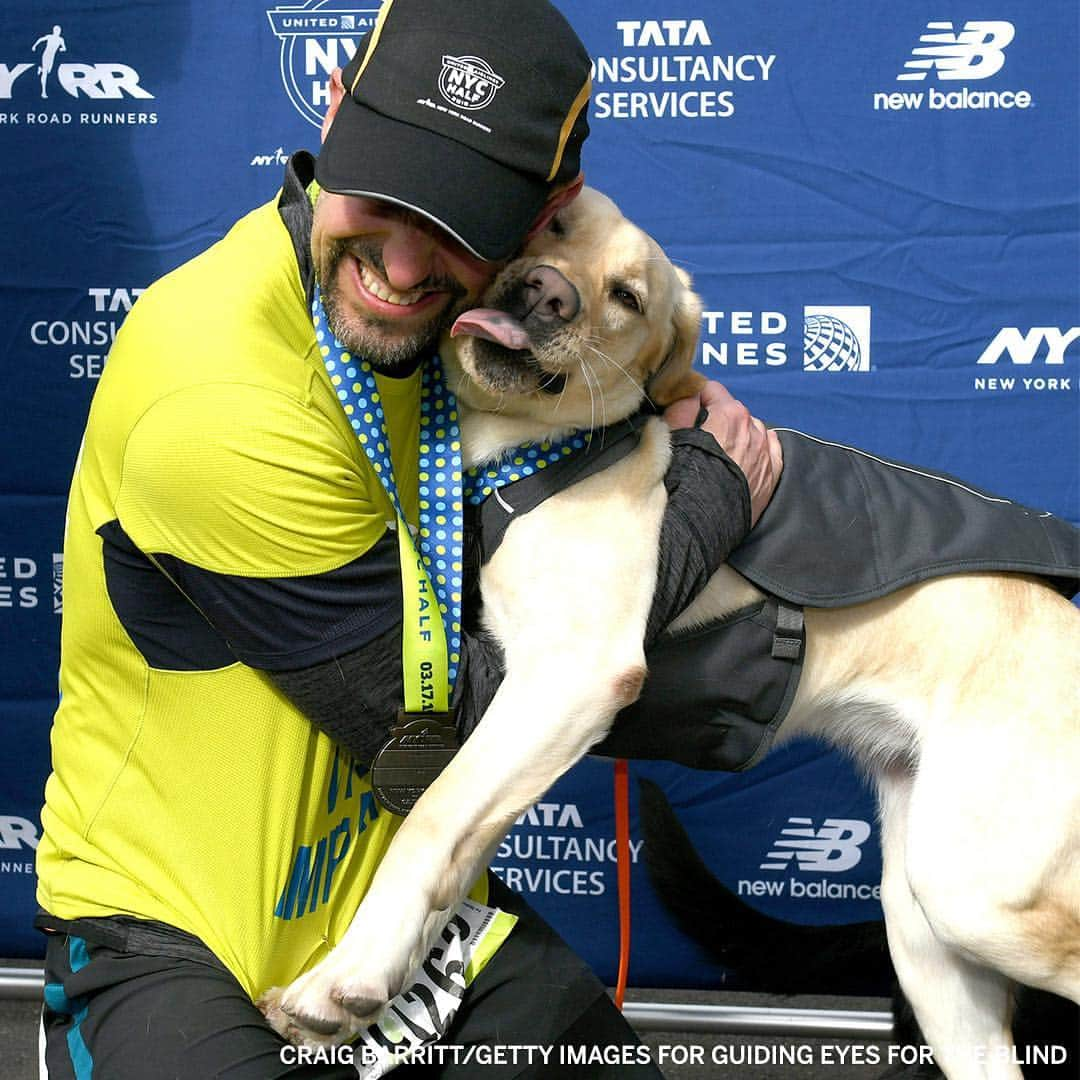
left=897, top=21, right=1014, bottom=82
left=760, top=817, right=871, bottom=873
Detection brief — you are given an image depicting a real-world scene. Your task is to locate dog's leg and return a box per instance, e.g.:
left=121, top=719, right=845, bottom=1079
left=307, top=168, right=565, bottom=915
left=270, top=655, right=646, bottom=1042
left=270, top=426, right=673, bottom=1044
left=802, top=578, right=1079, bottom=1010
left=878, top=767, right=1022, bottom=1080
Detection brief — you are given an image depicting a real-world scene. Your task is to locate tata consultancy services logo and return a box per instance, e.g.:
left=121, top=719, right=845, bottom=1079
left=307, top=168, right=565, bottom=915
left=438, top=55, right=504, bottom=111
left=803, top=307, right=871, bottom=372
left=266, top=2, right=379, bottom=128
left=760, top=817, right=871, bottom=873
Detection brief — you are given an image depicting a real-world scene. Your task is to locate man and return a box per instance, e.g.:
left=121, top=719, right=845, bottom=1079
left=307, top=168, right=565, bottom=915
left=35, top=1, right=780, bottom=1076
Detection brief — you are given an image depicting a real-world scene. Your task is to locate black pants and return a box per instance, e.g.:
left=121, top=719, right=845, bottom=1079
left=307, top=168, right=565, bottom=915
left=40, top=875, right=663, bottom=1079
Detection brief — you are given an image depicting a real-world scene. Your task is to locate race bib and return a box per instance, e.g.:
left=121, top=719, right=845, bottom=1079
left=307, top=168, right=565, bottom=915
left=354, top=897, right=516, bottom=1077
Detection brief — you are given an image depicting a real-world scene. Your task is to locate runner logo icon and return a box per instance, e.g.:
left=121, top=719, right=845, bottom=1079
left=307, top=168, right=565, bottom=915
left=760, top=817, right=871, bottom=873
left=897, top=21, right=1014, bottom=82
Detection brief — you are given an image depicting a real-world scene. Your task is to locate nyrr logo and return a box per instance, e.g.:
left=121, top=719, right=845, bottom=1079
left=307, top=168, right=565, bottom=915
left=760, top=817, right=871, bottom=873
left=0, top=24, right=153, bottom=102
left=803, top=307, right=871, bottom=372
left=874, top=21, right=1032, bottom=111
left=266, top=2, right=379, bottom=128
left=438, top=55, right=504, bottom=111
left=897, top=20, right=1014, bottom=81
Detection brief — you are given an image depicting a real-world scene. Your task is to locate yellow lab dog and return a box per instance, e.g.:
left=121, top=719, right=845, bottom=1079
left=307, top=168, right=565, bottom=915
left=265, top=188, right=1079, bottom=1080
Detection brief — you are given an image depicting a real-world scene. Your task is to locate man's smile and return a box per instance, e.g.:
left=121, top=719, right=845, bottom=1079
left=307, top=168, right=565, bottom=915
left=346, top=253, right=452, bottom=320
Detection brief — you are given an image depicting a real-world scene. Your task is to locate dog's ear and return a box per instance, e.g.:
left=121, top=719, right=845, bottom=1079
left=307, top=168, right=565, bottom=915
left=646, top=268, right=706, bottom=407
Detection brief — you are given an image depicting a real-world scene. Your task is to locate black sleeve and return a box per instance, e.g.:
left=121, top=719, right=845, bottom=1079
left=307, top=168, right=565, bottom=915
left=268, top=621, right=505, bottom=759
left=642, top=427, right=751, bottom=646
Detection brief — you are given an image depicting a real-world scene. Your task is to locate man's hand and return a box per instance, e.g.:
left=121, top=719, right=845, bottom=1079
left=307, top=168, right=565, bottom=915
left=663, top=380, right=783, bottom=527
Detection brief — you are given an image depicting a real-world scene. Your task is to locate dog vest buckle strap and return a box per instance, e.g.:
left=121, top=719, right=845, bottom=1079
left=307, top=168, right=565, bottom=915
left=466, top=412, right=655, bottom=566
left=771, top=599, right=805, bottom=660
left=370, top=712, right=461, bottom=816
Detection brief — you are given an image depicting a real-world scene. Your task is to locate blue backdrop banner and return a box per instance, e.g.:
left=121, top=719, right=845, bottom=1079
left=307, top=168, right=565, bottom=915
left=1, top=1, right=1077, bottom=992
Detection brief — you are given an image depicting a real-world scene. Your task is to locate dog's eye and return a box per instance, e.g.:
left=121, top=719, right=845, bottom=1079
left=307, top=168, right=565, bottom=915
left=611, top=285, right=643, bottom=313
left=548, top=215, right=566, bottom=237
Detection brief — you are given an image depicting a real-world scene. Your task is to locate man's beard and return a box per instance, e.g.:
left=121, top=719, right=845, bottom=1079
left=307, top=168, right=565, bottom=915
left=318, top=238, right=470, bottom=373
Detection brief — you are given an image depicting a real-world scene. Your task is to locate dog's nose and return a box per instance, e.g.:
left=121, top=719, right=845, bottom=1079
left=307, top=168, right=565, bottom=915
left=523, top=265, right=580, bottom=323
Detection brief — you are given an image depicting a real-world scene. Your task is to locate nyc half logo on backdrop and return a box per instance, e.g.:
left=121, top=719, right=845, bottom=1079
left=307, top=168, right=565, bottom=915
left=0, top=22, right=156, bottom=126
left=266, top=2, right=378, bottom=128
left=873, top=20, right=1033, bottom=112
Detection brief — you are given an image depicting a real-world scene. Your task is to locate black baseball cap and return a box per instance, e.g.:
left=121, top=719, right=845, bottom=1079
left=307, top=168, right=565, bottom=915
left=315, top=0, right=592, bottom=261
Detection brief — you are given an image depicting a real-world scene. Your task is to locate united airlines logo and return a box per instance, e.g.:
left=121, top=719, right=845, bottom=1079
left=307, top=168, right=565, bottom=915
left=438, top=55, right=504, bottom=111
left=803, top=307, right=871, bottom=372
left=266, top=2, right=379, bottom=127
left=897, top=21, right=1014, bottom=82
left=760, top=817, right=871, bottom=873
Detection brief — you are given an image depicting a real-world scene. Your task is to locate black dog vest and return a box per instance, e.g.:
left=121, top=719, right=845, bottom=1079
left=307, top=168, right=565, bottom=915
left=469, top=426, right=1080, bottom=772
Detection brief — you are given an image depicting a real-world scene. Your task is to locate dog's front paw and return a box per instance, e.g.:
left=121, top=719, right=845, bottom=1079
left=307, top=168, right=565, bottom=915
left=257, top=985, right=341, bottom=1048
left=268, top=957, right=396, bottom=1044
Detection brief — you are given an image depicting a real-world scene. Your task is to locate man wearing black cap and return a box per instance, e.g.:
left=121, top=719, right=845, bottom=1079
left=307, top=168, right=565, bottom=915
left=35, top=1, right=779, bottom=1076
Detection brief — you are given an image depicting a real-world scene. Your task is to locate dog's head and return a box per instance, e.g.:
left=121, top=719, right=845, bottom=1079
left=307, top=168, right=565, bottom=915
left=442, top=187, right=704, bottom=430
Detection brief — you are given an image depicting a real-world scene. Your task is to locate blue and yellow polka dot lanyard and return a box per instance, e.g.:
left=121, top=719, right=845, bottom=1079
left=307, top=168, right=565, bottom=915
left=462, top=432, right=594, bottom=505
left=313, top=288, right=461, bottom=714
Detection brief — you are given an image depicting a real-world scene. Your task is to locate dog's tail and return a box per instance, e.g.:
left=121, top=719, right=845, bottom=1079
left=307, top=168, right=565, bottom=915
left=637, top=777, right=890, bottom=994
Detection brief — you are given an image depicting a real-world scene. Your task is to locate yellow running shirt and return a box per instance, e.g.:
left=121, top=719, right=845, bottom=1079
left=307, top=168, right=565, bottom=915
left=36, top=191, right=496, bottom=999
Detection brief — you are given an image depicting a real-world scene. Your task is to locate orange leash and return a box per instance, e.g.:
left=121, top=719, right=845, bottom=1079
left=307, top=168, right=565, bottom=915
left=613, top=757, right=631, bottom=1009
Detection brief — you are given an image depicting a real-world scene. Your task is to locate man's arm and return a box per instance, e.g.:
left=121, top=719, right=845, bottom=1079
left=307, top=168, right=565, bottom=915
left=641, top=379, right=782, bottom=645
left=663, top=379, right=783, bottom=528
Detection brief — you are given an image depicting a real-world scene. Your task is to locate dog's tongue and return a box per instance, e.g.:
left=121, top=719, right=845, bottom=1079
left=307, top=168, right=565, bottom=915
left=450, top=309, right=530, bottom=351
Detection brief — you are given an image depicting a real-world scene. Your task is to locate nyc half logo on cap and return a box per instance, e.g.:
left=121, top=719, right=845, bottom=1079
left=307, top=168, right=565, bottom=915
left=439, top=55, right=505, bottom=111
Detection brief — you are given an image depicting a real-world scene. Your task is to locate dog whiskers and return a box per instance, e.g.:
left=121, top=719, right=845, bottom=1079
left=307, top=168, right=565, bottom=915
left=581, top=339, right=647, bottom=403
left=578, top=355, right=607, bottom=435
